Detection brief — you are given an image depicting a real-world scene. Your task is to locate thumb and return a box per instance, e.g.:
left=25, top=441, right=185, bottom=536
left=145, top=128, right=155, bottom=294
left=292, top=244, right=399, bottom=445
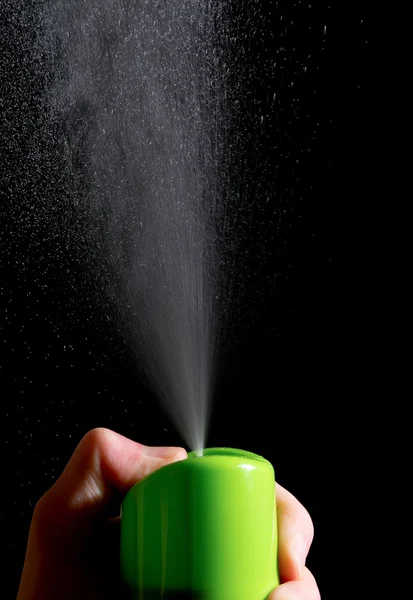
left=32, top=428, right=187, bottom=553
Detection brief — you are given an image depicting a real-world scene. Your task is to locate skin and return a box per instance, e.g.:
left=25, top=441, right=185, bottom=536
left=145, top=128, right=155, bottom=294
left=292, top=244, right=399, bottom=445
left=17, top=428, right=320, bottom=600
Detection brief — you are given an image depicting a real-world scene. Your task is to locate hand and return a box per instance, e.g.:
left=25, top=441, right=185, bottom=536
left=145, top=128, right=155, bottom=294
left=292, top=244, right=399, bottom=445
left=17, top=428, right=320, bottom=599
left=268, top=484, right=320, bottom=600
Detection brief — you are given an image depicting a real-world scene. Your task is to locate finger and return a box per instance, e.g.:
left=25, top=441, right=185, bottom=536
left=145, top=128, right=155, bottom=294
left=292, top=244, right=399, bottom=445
left=276, top=483, right=314, bottom=582
left=268, top=567, right=321, bottom=600
left=33, top=428, right=187, bottom=548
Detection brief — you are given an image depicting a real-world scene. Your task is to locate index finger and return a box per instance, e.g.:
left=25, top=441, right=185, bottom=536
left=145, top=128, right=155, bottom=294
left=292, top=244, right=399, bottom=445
left=33, top=429, right=187, bottom=549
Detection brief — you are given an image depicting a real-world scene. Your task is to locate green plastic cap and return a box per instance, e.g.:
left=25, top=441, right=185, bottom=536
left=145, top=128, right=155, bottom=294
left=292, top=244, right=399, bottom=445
left=120, top=447, right=279, bottom=599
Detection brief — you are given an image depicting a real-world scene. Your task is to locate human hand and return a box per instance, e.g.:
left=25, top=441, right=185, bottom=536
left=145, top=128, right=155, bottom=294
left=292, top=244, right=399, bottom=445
left=267, top=483, right=320, bottom=600
left=17, top=428, right=319, bottom=599
left=17, top=428, right=187, bottom=599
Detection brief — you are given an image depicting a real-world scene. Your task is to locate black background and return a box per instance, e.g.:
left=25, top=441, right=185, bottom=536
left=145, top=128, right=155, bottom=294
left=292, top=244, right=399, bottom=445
left=1, top=2, right=411, bottom=599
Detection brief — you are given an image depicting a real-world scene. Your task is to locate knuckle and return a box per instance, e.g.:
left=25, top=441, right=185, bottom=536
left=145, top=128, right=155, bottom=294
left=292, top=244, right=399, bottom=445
left=32, top=494, right=47, bottom=522
left=79, top=428, right=114, bottom=463
left=301, top=505, right=315, bottom=545
left=82, top=427, right=111, bottom=448
left=32, top=488, right=57, bottom=528
left=78, top=428, right=115, bottom=481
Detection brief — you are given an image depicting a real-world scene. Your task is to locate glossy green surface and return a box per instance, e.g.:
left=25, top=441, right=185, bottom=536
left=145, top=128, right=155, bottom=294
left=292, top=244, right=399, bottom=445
left=120, top=448, right=279, bottom=599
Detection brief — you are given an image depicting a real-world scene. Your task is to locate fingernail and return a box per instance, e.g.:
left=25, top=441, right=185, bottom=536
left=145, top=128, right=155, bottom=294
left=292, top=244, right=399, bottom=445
left=143, top=446, right=187, bottom=460
left=292, top=536, right=308, bottom=579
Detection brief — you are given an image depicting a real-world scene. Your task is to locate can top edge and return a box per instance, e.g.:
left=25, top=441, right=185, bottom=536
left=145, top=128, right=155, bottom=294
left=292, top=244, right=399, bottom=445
left=187, top=447, right=270, bottom=464
left=121, top=447, right=274, bottom=503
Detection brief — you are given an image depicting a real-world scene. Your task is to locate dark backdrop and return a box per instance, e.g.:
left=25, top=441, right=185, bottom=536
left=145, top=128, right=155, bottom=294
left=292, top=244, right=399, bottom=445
left=1, top=2, right=411, bottom=599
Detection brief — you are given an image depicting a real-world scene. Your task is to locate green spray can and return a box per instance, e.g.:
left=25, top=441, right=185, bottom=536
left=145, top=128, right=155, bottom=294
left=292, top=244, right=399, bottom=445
left=120, top=447, right=279, bottom=599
